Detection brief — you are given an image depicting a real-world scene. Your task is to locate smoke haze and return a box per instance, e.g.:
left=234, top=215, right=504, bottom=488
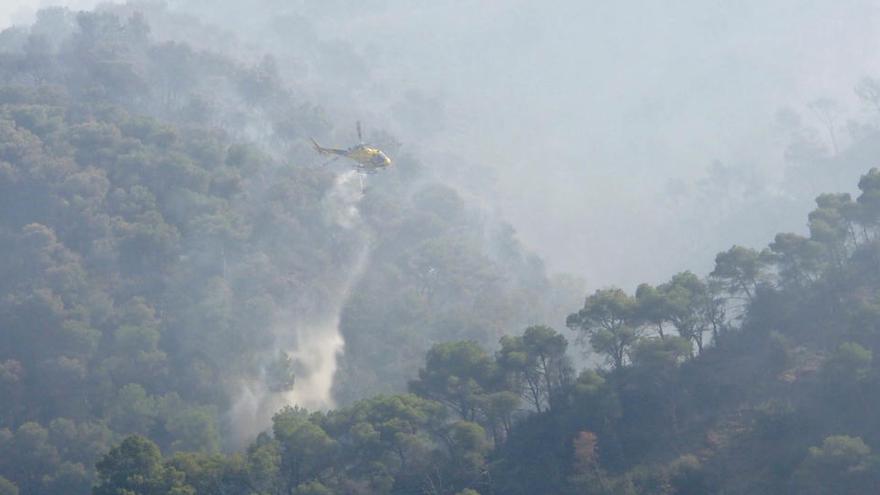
left=5, top=1, right=880, bottom=289
left=164, top=0, right=880, bottom=288
left=6, top=3, right=880, bottom=493
left=228, top=168, right=371, bottom=440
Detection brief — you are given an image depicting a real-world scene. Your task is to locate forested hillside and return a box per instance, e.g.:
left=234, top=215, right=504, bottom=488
left=35, top=168, right=880, bottom=495
left=0, top=8, right=573, bottom=494
left=4, top=4, right=880, bottom=495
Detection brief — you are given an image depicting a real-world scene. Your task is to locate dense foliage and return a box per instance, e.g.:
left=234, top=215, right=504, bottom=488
left=3, top=5, right=880, bottom=495
left=0, top=8, right=570, bottom=494
left=79, top=176, right=880, bottom=493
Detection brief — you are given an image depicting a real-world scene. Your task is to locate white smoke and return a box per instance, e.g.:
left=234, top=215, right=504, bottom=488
left=322, top=170, right=365, bottom=228
left=228, top=169, right=371, bottom=444
left=280, top=241, right=370, bottom=410
left=228, top=380, right=275, bottom=446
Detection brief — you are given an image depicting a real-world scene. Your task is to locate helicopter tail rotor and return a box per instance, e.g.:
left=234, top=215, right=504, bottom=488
left=356, top=121, right=363, bottom=144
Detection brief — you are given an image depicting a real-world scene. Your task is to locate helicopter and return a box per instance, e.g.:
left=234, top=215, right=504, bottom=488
left=311, top=121, right=392, bottom=173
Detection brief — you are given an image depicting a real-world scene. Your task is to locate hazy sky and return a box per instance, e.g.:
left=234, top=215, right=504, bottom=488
left=6, top=0, right=880, bottom=289
left=0, top=0, right=98, bottom=26
left=292, top=0, right=880, bottom=287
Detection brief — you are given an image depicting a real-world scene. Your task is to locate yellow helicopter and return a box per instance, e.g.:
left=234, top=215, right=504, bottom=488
left=311, top=121, right=392, bottom=173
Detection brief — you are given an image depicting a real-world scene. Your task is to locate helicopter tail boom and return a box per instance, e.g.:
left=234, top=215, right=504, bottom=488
left=310, top=138, right=347, bottom=156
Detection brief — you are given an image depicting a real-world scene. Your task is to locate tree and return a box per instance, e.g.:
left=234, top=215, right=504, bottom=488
left=0, top=422, right=59, bottom=494
left=660, top=272, right=711, bottom=353
left=768, top=233, right=826, bottom=288
left=441, top=421, right=490, bottom=490
left=567, top=289, right=641, bottom=369
left=478, top=391, right=520, bottom=445
left=93, top=435, right=192, bottom=495
left=245, top=433, right=282, bottom=494
left=497, top=326, right=572, bottom=413
left=409, top=341, right=496, bottom=421
left=634, top=283, right=670, bottom=339
left=856, top=168, right=880, bottom=236
left=163, top=404, right=220, bottom=454
left=106, top=383, right=158, bottom=435
left=318, top=393, right=448, bottom=493
left=630, top=336, right=692, bottom=370
left=667, top=455, right=708, bottom=495
left=167, top=452, right=249, bottom=495
left=0, top=477, right=17, bottom=495
left=808, top=193, right=857, bottom=267
left=793, top=435, right=880, bottom=494
left=821, top=342, right=872, bottom=393
left=272, top=407, right=337, bottom=492
left=710, top=245, right=768, bottom=302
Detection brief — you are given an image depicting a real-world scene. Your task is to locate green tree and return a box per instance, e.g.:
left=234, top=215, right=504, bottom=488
left=0, top=477, right=18, bottom=495
left=245, top=433, right=282, bottom=495
left=710, top=245, right=768, bottom=302
left=660, top=272, right=711, bottom=353
left=93, top=435, right=193, bottom=495
left=630, top=336, right=692, bottom=370
left=567, top=289, right=641, bottom=369
left=167, top=452, right=249, bottom=495
left=479, top=391, right=520, bottom=445
left=0, top=422, right=59, bottom=494
left=442, top=421, right=490, bottom=490
left=769, top=233, right=826, bottom=288
left=634, top=283, right=670, bottom=339
left=497, top=326, right=572, bottom=412
left=808, top=193, right=857, bottom=267
left=318, top=393, right=447, bottom=493
left=106, top=383, right=157, bottom=435
left=272, top=407, right=337, bottom=492
left=409, top=341, right=495, bottom=421
left=793, top=435, right=880, bottom=495
left=821, top=342, right=872, bottom=398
